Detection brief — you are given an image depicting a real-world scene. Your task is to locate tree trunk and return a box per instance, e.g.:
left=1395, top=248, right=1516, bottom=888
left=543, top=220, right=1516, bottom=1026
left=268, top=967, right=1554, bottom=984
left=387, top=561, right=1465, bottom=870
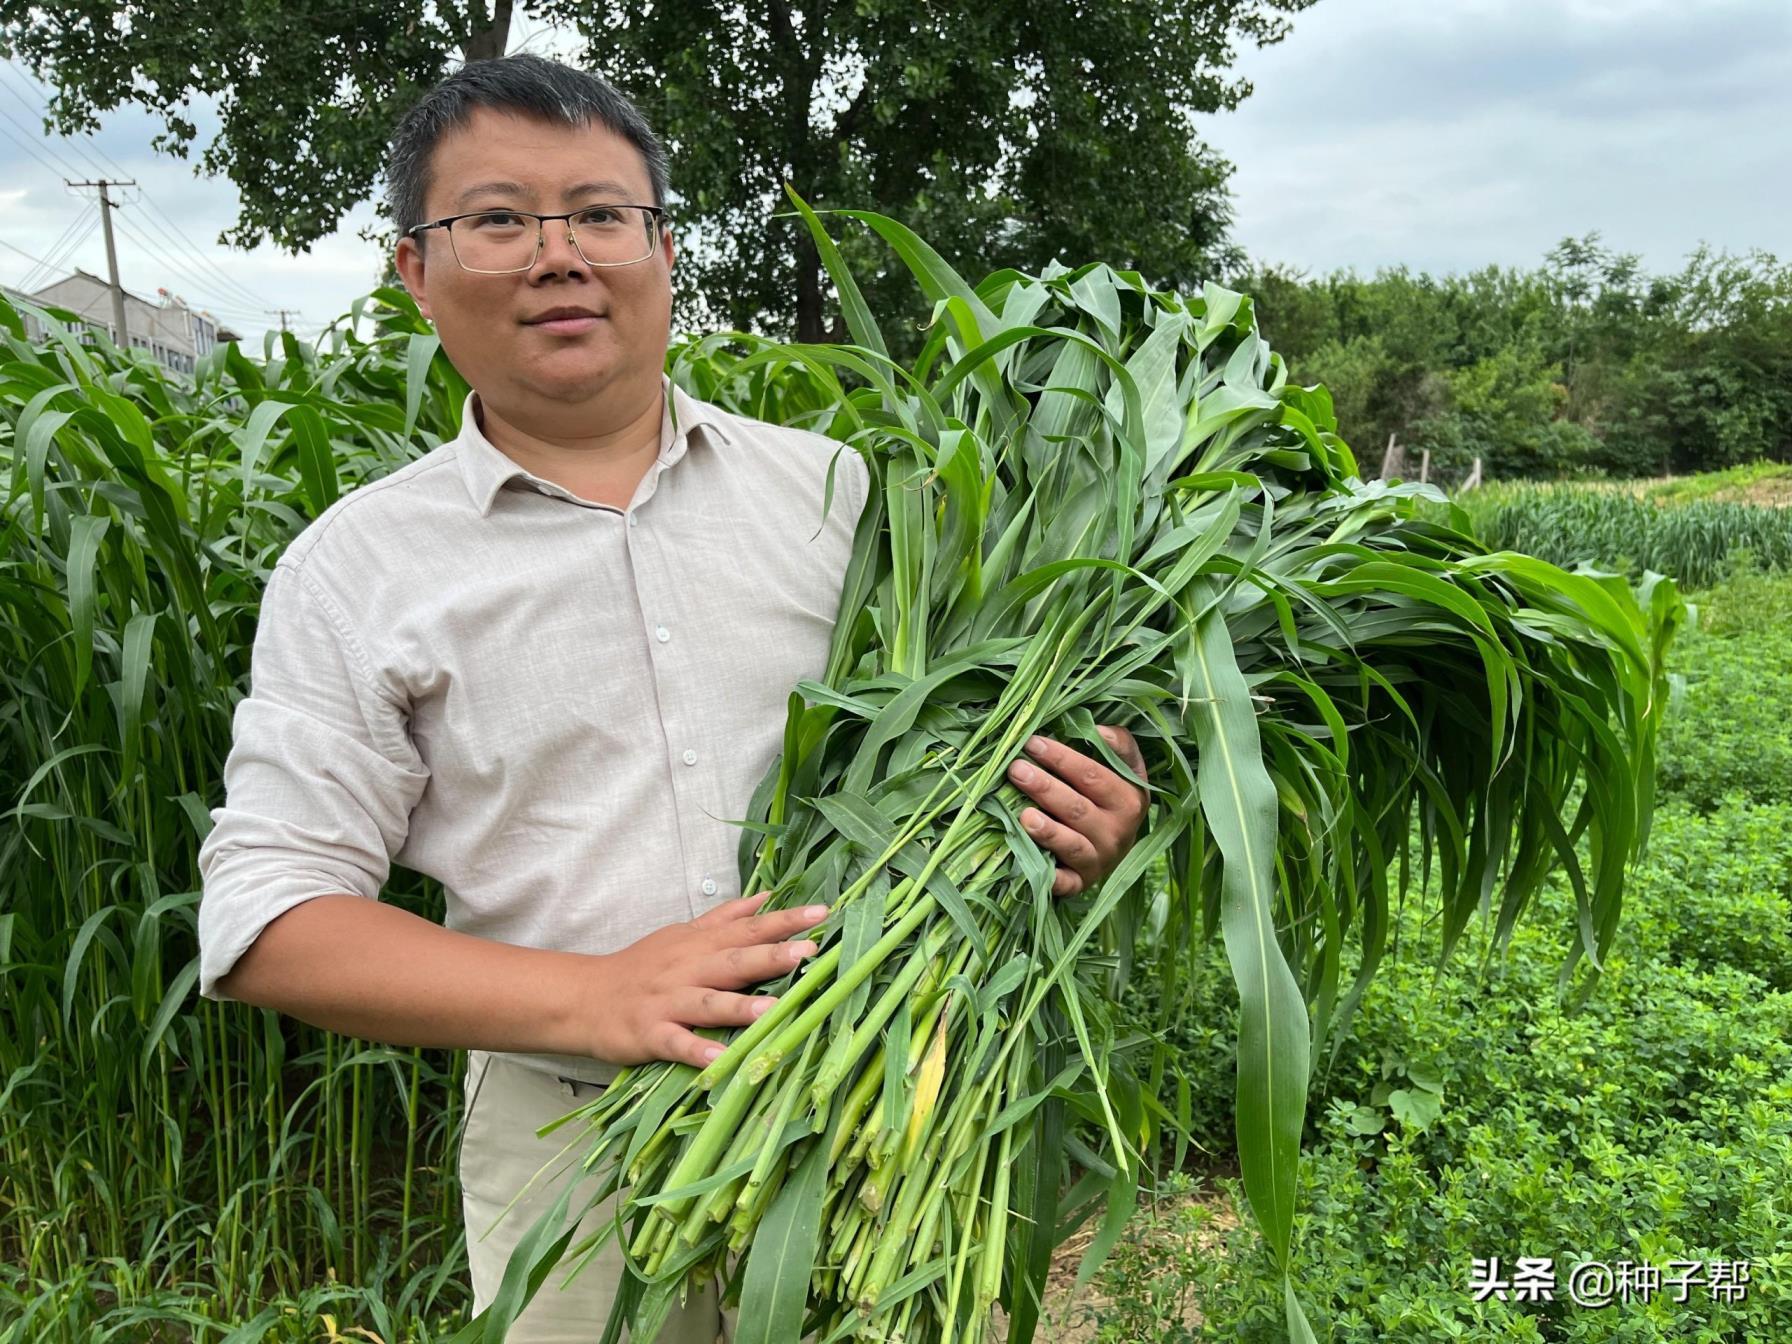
left=796, top=229, right=827, bottom=345
left=766, top=0, right=830, bottom=342
left=460, top=0, right=514, bottom=62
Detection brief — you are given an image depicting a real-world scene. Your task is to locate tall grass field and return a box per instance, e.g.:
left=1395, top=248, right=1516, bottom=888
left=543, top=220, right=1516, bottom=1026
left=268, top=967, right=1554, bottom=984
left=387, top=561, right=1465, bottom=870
left=1456, top=478, right=1792, bottom=589
left=1, top=290, right=475, bottom=1341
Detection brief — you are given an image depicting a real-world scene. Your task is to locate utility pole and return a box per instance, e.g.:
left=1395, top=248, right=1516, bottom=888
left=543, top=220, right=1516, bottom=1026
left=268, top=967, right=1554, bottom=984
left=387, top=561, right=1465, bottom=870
left=66, top=178, right=136, bottom=349
left=265, top=308, right=298, bottom=333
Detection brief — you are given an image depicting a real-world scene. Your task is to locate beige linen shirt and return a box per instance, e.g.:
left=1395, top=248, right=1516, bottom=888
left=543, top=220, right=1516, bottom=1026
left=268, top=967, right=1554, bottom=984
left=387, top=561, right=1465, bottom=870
left=196, top=373, right=870, bottom=1085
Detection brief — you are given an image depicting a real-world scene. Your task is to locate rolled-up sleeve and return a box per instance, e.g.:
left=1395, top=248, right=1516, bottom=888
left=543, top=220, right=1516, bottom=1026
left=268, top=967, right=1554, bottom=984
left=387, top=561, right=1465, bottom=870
left=197, top=559, right=430, bottom=1002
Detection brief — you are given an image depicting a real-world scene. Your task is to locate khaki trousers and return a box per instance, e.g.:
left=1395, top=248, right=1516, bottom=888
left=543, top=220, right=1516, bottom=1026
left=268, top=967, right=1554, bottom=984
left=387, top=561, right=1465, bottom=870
left=459, top=1050, right=740, bottom=1344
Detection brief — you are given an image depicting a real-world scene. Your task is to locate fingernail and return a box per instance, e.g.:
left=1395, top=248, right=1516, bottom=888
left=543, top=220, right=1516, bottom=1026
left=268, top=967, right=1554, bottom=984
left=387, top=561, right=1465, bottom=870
left=1098, top=725, right=1117, bottom=743
left=1025, top=735, right=1046, bottom=754
left=1022, top=811, right=1044, bottom=833
left=1008, top=761, right=1034, bottom=783
left=753, top=998, right=775, bottom=1015
left=803, top=904, right=830, bottom=920
left=704, top=1045, right=724, bottom=1063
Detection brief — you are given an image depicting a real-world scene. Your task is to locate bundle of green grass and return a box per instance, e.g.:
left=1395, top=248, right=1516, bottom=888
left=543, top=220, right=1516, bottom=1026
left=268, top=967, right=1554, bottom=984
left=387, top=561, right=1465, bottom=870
left=456, top=191, right=1684, bottom=1344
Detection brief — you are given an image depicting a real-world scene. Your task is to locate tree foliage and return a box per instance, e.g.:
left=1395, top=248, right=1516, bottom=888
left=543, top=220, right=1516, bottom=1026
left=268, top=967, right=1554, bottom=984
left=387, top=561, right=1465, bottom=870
left=0, top=1, right=514, bottom=250
left=545, top=1, right=1313, bottom=345
left=0, top=1, right=1315, bottom=348
left=1235, top=235, right=1792, bottom=480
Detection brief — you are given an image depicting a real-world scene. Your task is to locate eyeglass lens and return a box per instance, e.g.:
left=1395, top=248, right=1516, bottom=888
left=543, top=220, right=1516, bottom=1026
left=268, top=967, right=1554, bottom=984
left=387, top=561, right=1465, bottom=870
left=447, top=208, right=658, bottom=272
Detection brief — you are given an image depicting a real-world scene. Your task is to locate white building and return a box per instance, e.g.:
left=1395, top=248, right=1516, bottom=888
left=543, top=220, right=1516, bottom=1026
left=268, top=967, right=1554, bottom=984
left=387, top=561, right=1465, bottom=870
left=19, top=269, right=221, bottom=374
left=1, top=282, right=106, bottom=346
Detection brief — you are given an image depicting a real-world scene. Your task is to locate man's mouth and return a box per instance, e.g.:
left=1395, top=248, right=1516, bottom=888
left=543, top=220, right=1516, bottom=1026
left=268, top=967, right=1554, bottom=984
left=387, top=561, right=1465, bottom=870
left=524, top=309, right=605, bottom=335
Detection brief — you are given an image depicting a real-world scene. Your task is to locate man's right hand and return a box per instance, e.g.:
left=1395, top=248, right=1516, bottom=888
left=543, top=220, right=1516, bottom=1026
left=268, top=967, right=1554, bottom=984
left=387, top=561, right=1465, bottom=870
left=583, top=890, right=830, bottom=1070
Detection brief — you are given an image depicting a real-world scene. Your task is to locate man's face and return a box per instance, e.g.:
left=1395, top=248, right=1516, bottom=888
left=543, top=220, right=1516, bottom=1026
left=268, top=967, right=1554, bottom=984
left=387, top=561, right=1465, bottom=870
left=393, top=106, right=674, bottom=417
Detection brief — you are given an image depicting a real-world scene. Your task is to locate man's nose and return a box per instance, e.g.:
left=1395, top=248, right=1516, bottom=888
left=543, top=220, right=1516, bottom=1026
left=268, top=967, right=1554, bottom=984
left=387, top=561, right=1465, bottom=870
left=530, top=219, right=589, bottom=277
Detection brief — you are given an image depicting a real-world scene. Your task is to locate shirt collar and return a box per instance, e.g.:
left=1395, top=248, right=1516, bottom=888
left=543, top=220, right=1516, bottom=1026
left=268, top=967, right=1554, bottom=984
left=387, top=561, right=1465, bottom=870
left=454, top=373, right=735, bottom=518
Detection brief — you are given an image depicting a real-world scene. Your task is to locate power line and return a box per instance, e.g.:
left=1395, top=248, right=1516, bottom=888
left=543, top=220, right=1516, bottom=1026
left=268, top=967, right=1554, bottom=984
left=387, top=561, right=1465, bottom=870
left=0, top=118, right=84, bottom=190
left=0, top=83, right=343, bottom=347
left=0, top=236, right=97, bottom=313
left=7, top=206, right=272, bottom=333
left=0, top=57, right=357, bottom=340
left=2, top=60, right=272, bottom=307
left=116, top=188, right=276, bottom=315
left=109, top=214, right=286, bottom=322
left=0, top=235, right=55, bottom=269
left=0, top=100, right=88, bottom=180
left=19, top=215, right=99, bottom=291
left=0, top=61, right=278, bottom=315
left=30, top=205, right=95, bottom=268
left=16, top=204, right=96, bottom=290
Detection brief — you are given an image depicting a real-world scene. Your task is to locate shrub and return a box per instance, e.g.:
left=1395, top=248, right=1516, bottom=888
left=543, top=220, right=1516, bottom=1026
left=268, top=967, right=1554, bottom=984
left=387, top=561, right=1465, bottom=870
left=1100, top=805, right=1792, bottom=1341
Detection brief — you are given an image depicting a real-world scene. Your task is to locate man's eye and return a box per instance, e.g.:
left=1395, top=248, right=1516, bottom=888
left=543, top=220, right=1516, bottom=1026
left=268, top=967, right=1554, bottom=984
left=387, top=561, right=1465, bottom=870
left=472, top=212, right=523, bottom=229
left=575, top=208, right=621, bottom=226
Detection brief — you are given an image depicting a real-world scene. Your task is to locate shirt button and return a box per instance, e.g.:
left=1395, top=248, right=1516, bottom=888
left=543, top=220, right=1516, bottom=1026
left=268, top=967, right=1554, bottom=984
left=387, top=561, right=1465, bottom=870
left=701, top=877, right=718, bottom=896
left=682, top=748, right=698, bottom=766
left=655, top=625, right=670, bottom=643
left=627, top=513, right=638, bottom=527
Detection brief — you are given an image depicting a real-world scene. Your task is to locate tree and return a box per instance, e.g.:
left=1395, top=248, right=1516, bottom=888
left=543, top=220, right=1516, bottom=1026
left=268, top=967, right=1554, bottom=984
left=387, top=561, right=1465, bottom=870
left=0, top=2, right=514, bottom=251
left=552, top=2, right=1315, bottom=345
left=1228, top=234, right=1792, bottom=480
left=0, top=1, right=1316, bottom=346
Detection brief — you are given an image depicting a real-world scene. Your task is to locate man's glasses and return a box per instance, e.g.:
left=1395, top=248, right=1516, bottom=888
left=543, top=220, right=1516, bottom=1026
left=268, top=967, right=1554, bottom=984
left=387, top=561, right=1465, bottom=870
left=405, top=205, right=668, bottom=273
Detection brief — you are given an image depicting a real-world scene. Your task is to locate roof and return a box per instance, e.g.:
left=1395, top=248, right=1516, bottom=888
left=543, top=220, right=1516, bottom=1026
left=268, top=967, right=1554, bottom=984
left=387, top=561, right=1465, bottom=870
left=39, top=268, right=159, bottom=310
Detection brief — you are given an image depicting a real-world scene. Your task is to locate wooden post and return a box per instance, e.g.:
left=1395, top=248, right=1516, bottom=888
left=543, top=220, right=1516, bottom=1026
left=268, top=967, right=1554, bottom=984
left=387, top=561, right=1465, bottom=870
left=67, top=178, right=137, bottom=347
left=1419, top=448, right=1431, bottom=485
left=1463, top=456, right=1483, bottom=491
left=1379, top=432, right=1400, bottom=481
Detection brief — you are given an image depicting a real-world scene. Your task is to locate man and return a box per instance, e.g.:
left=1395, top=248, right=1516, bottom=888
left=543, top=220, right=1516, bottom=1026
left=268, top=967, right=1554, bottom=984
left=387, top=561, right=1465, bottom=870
left=196, top=53, right=1148, bottom=1343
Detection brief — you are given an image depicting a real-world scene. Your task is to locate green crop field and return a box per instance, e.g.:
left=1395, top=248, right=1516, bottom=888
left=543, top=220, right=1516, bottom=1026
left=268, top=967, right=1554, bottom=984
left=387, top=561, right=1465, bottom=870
left=1, top=286, right=1785, bottom=1342
left=1451, top=476, right=1792, bottom=590
left=1082, top=491, right=1792, bottom=1341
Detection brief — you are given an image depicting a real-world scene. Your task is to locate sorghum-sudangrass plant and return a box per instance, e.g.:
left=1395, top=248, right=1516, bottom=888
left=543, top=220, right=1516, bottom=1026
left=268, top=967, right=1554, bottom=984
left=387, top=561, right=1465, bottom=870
left=0, top=289, right=479, bottom=1341
left=461, top=194, right=1684, bottom=1344
left=1456, top=480, right=1792, bottom=589
left=1100, top=573, right=1792, bottom=1340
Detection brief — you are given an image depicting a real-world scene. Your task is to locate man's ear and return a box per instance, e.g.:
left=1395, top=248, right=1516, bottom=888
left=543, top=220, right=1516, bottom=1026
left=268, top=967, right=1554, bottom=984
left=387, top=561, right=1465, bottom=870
left=393, top=236, right=433, bottom=320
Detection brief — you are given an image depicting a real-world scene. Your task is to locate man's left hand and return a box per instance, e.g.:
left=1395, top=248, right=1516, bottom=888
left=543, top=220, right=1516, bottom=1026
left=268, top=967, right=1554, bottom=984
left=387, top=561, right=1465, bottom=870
left=1006, top=725, right=1149, bottom=898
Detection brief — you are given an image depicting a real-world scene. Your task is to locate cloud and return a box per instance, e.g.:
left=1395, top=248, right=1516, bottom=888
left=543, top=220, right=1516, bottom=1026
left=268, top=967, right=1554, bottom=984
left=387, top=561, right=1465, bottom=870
left=1203, top=0, right=1792, bottom=277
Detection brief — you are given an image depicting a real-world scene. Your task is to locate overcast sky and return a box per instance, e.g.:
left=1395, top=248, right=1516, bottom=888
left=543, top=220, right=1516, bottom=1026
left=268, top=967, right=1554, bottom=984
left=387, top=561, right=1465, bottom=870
left=1206, top=0, right=1791, bottom=279
left=0, top=0, right=1784, bottom=346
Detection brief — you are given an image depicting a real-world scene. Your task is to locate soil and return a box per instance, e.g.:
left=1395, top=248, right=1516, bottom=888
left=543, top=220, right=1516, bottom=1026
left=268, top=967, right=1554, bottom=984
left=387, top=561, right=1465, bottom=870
left=1728, top=476, right=1792, bottom=507
left=986, top=1179, right=1240, bottom=1343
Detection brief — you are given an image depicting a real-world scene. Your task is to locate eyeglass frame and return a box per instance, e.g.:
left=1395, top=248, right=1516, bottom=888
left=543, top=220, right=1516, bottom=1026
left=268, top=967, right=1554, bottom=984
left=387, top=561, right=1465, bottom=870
left=403, top=204, right=670, bottom=273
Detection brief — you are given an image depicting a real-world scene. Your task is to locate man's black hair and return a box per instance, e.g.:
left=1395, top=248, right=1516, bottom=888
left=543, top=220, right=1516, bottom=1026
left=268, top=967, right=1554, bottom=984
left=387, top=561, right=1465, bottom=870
left=385, top=52, right=670, bottom=238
